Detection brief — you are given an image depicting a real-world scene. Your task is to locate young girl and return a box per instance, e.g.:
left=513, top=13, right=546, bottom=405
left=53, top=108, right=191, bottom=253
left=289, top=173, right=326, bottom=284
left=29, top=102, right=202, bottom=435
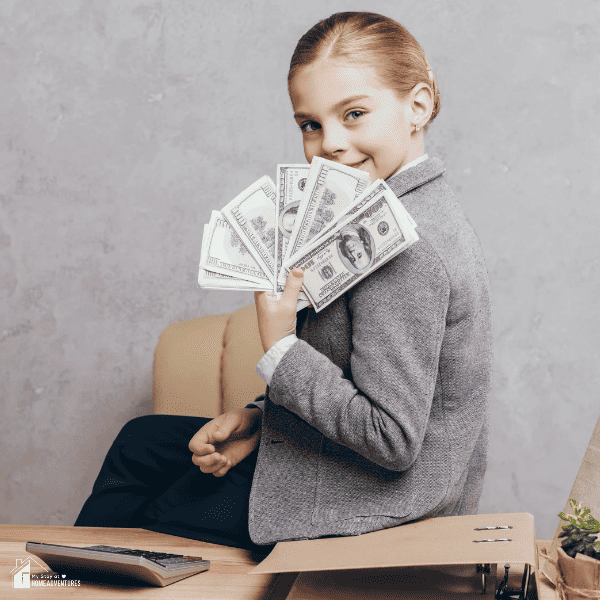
left=76, top=11, right=492, bottom=551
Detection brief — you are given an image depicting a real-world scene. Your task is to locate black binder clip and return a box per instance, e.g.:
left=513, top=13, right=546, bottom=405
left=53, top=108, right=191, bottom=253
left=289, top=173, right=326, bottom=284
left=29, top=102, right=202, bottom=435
left=495, top=563, right=532, bottom=600
left=495, top=564, right=512, bottom=599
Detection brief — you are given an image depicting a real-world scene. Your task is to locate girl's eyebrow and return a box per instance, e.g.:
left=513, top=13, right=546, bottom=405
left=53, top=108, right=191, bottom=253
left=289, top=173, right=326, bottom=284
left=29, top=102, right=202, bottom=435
left=293, top=94, right=371, bottom=120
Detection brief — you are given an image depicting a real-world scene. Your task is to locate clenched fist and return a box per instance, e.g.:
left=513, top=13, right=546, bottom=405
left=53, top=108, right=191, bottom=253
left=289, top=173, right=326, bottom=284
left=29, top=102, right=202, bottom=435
left=189, top=407, right=262, bottom=477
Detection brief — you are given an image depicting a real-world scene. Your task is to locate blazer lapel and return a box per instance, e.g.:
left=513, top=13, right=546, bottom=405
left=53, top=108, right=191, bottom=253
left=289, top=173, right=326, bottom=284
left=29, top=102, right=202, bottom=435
left=385, top=156, right=446, bottom=198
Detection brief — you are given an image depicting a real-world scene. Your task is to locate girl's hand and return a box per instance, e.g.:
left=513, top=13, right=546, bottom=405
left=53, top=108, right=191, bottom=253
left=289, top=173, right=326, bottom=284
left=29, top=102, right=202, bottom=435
left=255, top=268, right=304, bottom=353
left=189, top=408, right=262, bottom=477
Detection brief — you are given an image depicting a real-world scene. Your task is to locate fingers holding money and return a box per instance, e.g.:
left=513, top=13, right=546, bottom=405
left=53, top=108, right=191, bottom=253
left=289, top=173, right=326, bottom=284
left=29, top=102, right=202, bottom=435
left=255, top=268, right=304, bottom=353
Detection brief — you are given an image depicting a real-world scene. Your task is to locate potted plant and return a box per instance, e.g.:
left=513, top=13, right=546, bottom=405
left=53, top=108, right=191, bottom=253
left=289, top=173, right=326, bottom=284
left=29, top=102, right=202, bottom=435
left=554, top=499, right=600, bottom=599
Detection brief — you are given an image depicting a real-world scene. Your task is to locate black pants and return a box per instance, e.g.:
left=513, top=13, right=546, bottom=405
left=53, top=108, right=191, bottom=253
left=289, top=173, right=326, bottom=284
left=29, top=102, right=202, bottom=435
left=74, top=415, right=272, bottom=554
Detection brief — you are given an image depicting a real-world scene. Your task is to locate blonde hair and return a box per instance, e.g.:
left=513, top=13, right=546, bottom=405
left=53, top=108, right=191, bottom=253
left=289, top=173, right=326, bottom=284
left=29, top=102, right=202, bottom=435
left=289, top=12, right=441, bottom=131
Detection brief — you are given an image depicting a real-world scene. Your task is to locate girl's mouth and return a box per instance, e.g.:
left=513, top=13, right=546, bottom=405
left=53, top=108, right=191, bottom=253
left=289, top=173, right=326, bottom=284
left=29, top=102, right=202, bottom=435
left=346, top=159, right=368, bottom=169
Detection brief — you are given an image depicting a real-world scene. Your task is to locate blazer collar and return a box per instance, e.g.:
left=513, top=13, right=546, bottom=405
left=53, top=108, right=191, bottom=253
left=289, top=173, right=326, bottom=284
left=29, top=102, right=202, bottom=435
left=385, top=156, right=446, bottom=198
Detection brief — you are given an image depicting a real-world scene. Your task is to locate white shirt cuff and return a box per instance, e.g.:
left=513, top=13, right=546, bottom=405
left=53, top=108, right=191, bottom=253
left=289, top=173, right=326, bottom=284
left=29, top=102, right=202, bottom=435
left=255, top=334, right=299, bottom=385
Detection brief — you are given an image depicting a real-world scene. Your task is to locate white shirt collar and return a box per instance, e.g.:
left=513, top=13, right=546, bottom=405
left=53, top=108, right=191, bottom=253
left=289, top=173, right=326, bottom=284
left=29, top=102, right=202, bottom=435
left=388, top=154, right=429, bottom=179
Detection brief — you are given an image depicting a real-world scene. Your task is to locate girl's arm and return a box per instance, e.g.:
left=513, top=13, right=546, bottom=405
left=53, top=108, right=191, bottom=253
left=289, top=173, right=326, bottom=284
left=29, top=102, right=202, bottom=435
left=265, top=239, right=450, bottom=472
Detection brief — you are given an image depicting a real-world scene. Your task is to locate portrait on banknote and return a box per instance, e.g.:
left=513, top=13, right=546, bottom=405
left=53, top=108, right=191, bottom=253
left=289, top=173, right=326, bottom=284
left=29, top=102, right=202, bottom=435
left=336, top=224, right=374, bottom=274
left=279, top=201, right=300, bottom=239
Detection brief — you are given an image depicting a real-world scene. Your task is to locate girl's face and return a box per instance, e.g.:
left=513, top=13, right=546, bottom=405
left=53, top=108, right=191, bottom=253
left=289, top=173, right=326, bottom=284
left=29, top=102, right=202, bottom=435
left=289, top=59, right=426, bottom=182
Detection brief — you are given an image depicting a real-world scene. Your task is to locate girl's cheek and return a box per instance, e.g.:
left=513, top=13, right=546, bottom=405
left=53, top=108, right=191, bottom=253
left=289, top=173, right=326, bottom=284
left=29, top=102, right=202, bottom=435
left=303, top=142, right=318, bottom=162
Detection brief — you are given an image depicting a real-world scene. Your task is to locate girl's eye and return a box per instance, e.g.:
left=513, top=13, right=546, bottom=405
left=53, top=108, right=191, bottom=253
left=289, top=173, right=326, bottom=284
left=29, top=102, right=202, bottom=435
left=300, top=121, right=321, bottom=133
left=347, top=110, right=364, bottom=121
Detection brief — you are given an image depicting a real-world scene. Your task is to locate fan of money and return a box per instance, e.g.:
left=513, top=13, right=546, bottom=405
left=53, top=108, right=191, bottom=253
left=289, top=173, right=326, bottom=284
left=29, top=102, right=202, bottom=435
left=198, top=157, right=419, bottom=313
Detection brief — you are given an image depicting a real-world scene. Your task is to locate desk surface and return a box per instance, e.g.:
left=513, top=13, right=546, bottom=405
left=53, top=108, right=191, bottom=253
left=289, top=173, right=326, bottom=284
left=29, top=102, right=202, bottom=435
left=0, top=524, right=297, bottom=600
left=0, top=525, right=559, bottom=599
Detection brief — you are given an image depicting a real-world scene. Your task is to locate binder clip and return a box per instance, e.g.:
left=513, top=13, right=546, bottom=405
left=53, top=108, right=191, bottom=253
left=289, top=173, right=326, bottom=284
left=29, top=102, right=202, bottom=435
left=494, top=563, right=533, bottom=600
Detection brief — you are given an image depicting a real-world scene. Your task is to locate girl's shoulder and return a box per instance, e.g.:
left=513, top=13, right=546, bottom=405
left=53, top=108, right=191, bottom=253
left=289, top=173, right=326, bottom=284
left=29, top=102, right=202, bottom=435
left=383, top=159, right=490, bottom=293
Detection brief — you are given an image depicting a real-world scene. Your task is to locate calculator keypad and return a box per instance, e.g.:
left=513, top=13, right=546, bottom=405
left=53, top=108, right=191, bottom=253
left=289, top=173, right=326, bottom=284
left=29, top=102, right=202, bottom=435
left=82, top=545, right=203, bottom=567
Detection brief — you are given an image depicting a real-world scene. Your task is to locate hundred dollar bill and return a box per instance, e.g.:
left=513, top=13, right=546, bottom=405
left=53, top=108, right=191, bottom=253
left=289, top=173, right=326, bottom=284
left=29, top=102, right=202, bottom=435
left=221, top=175, right=277, bottom=285
left=198, top=223, right=307, bottom=302
left=199, top=214, right=312, bottom=305
left=199, top=211, right=271, bottom=286
left=283, top=157, right=371, bottom=270
left=311, top=178, right=416, bottom=244
left=310, top=179, right=386, bottom=243
left=275, top=164, right=311, bottom=294
left=198, top=269, right=271, bottom=290
left=198, top=225, right=271, bottom=291
left=283, top=179, right=413, bottom=306
left=283, top=185, right=418, bottom=313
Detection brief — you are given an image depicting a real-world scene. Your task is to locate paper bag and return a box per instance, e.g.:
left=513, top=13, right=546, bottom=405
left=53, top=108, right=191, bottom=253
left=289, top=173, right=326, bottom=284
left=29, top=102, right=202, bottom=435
left=554, top=548, right=600, bottom=600
left=545, top=414, right=600, bottom=586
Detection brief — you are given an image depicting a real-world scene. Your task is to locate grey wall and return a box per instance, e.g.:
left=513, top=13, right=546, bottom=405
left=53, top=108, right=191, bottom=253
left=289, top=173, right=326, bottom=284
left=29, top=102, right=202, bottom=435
left=2, top=0, right=599, bottom=541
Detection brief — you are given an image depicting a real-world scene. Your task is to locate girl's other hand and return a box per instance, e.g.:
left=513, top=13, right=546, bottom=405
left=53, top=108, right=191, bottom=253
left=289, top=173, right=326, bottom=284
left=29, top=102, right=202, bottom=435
left=255, top=268, right=304, bottom=353
left=189, top=408, right=262, bottom=477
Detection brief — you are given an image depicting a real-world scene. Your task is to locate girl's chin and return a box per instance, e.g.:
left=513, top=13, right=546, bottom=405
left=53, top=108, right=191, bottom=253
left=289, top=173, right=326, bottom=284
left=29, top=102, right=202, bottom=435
left=365, top=166, right=384, bottom=183
left=358, top=161, right=394, bottom=183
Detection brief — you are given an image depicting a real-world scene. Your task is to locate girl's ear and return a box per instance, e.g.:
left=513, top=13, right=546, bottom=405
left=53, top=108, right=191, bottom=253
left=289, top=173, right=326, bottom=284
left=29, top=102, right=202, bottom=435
left=410, top=83, right=434, bottom=127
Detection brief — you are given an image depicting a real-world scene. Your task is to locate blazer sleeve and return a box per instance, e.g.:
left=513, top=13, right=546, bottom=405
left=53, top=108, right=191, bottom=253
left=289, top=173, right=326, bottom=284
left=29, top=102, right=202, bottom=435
left=267, top=238, right=450, bottom=471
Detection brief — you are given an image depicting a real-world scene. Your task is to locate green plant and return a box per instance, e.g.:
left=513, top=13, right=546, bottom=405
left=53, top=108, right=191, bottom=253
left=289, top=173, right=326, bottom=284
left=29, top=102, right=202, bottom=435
left=557, top=499, right=600, bottom=559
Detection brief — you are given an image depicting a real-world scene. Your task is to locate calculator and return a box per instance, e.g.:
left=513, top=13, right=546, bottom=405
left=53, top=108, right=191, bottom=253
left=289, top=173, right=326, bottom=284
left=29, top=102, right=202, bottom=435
left=25, top=541, right=210, bottom=587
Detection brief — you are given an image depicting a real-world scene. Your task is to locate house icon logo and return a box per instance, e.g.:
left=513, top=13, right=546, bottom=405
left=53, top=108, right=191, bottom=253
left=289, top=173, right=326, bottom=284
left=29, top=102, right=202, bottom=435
left=10, top=557, right=51, bottom=588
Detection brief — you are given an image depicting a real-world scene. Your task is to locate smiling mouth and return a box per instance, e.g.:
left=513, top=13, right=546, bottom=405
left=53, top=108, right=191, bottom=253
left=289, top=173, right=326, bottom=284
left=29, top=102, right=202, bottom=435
left=346, top=159, right=368, bottom=169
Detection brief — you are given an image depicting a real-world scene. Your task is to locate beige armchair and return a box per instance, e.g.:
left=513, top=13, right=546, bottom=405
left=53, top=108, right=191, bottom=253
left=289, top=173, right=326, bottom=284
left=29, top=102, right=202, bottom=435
left=153, top=305, right=266, bottom=417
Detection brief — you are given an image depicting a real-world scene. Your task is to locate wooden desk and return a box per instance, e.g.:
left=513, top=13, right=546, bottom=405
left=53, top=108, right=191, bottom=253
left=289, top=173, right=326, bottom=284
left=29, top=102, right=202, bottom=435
left=0, top=525, right=296, bottom=600
left=0, top=525, right=560, bottom=599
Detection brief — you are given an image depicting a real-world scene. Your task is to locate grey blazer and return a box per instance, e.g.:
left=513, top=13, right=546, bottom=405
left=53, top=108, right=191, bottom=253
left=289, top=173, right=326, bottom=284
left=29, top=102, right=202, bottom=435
left=247, top=157, right=493, bottom=545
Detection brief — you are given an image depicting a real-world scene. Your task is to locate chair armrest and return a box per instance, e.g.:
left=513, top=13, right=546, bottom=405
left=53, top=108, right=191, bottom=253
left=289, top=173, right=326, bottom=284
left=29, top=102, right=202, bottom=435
left=221, top=305, right=267, bottom=412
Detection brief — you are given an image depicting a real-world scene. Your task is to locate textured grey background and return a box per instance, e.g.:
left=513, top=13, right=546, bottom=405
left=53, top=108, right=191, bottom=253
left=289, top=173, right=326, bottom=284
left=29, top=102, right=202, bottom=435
left=1, top=0, right=599, bottom=541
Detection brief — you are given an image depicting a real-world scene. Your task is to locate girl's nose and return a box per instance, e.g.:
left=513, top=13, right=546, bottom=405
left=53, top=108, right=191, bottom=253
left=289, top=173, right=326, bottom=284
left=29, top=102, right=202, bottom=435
left=320, top=123, right=350, bottom=158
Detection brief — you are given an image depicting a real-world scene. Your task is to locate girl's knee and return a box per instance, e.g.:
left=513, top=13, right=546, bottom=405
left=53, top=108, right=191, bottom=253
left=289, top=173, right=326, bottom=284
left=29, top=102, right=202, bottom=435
left=116, top=414, right=204, bottom=445
left=117, top=415, right=163, bottom=442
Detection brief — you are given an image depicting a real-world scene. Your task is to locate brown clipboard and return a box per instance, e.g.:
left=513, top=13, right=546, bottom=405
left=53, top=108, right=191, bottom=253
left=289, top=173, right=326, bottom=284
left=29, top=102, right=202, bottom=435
left=250, top=512, right=539, bottom=599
